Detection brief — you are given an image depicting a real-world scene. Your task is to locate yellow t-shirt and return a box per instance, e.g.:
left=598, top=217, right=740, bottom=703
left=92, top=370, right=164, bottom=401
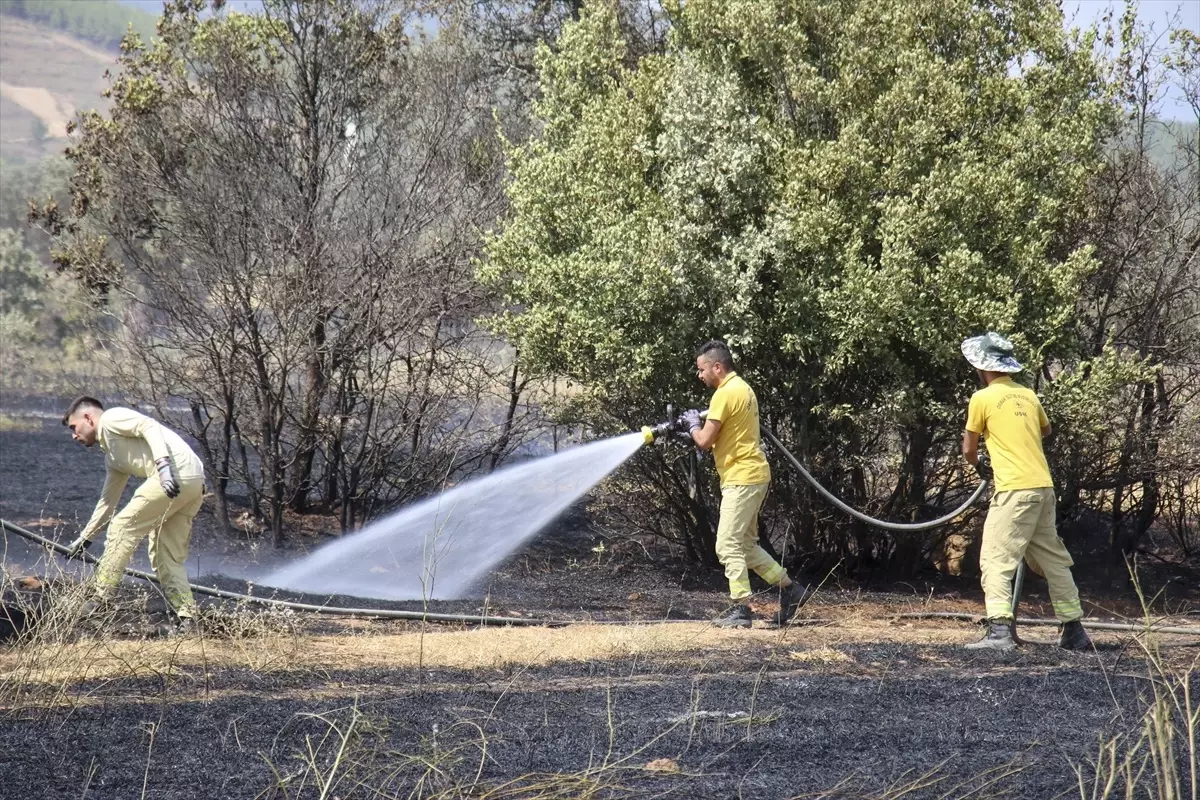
left=965, top=377, right=1053, bottom=492
left=706, top=372, right=771, bottom=487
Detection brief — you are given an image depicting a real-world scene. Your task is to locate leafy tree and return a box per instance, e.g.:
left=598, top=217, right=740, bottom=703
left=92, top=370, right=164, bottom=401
left=0, top=227, right=45, bottom=336
left=1048, top=14, right=1200, bottom=575
left=0, top=226, right=98, bottom=383
left=482, top=0, right=1123, bottom=575
left=36, top=0, right=539, bottom=543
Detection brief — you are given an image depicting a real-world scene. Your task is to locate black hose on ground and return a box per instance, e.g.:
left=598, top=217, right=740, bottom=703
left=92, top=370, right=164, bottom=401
left=4, top=518, right=1198, bottom=637
left=762, top=428, right=989, bottom=532
left=0, top=518, right=558, bottom=627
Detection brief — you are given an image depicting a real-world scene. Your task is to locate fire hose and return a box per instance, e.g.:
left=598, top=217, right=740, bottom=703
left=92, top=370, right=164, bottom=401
left=640, top=409, right=1187, bottom=635
left=2, top=518, right=1197, bottom=637
left=644, top=409, right=989, bottom=532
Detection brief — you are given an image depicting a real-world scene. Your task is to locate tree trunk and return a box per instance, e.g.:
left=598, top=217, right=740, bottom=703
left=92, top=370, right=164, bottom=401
left=288, top=318, right=328, bottom=512
left=490, top=354, right=522, bottom=472
left=189, top=402, right=232, bottom=533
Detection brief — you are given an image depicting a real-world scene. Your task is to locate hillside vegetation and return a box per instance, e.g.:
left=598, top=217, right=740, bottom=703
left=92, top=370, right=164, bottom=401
left=0, top=0, right=156, bottom=162
left=0, top=0, right=156, bottom=48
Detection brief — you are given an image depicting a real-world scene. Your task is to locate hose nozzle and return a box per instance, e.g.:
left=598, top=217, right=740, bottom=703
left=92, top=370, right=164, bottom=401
left=640, top=408, right=706, bottom=444
left=642, top=422, right=672, bottom=444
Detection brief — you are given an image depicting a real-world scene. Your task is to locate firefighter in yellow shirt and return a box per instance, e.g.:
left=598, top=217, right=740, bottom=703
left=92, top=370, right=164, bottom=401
left=62, top=397, right=205, bottom=629
left=683, top=341, right=810, bottom=628
left=960, top=333, right=1091, bottom=651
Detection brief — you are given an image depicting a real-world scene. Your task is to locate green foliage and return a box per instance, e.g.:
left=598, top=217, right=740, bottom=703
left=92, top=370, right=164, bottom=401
left=0, top=156, right=71, bottom=231
left=0, top=226, right=98, bottom=384
left=0, top=0, right=158, bottom=49
left=485, top=0, right=1119, bottom=426
left=482, top=0, right=1125, bottom=571
left=0, top=227, right=45, bottom=335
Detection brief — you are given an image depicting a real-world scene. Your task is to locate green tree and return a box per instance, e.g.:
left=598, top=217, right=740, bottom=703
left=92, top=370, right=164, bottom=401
left=482, top=0, right=1123, bottom=574
left=0, top=227, right=45, bottom=340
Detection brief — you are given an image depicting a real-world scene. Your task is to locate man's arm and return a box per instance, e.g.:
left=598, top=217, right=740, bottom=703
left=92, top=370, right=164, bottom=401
left=104, top=408, right=172, bottom=462
left=79, top=468, right=130, bottom=541
left=691, top=419, right=722, bottom=451
left=962, top=429, right=981, bottom=466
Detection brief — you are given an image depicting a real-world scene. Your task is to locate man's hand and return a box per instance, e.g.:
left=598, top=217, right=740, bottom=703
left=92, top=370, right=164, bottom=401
left=65, top=535, right=93, bottom=561
left=680, top=409, right=703, bottom=434
left=156, top=457, right=180, bottom=498
left=975, top=452, right=994, bottom=483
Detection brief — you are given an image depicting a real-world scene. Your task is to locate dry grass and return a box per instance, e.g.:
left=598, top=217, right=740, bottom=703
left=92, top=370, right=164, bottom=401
left=0, top=413, right=42, bottom=433
left=8, top=584, right=1198, bottom=704
left=1072, top=569, right=1199, bottom=800
left=1, top=622, right=749, bottom=692
left=7, top=610, right=1184, bottom=706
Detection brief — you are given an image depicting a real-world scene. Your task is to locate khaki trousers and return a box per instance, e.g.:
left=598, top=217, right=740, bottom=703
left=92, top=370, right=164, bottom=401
left=980, top=487, right=1083, bottom=622
left=94, top=476, right=204, bottom=618
left=715, top=482, right=787, bottom=601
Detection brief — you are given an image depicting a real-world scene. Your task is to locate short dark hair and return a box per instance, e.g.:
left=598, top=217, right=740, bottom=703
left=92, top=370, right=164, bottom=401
left=62, top=396, right=103, bottom=425
left=696, top=340, right=735, bottom=370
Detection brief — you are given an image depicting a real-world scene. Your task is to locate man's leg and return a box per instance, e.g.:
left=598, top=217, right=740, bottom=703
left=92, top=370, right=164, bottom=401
left=968, top=490, right=1042, bottom=650
left=147, top=479, right=203, bottom=620
left=978, top=490, right=1042, bottom=621
left=712, top=484, right=763, bottom=627
left=93, top=479, right=175, bottom=603
left=1024, top=487, right=1091, bottom=649
left=736, top=484, right=809, bottom=623
left=741, top=483, right=786, bottom=586
left=715, top=484, right=757, bottom=602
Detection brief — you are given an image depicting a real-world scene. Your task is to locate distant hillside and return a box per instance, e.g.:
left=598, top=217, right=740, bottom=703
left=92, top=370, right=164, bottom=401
left=0, top=14, right=122, bottom=162
left=0, top=0, right=156, bottom=49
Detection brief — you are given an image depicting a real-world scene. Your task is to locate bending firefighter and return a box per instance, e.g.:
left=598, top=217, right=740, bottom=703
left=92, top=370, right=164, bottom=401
left=62, top=397, right=205, bottom=629
left=960, top=334, right=1091, bottom=651
left=684, top=341, right=810, bottom=628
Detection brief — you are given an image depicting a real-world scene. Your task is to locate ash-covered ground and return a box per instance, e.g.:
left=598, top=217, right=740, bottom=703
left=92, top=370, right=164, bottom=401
left=2, top=405, right=1197, bottom=799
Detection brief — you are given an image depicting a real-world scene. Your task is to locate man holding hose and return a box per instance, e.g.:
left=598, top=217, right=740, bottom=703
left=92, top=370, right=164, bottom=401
left=683, top=341, right=810, bottom=628
left=960, top=333, right=1091, bottom=651
left=62, top=396, right=205, bottom=630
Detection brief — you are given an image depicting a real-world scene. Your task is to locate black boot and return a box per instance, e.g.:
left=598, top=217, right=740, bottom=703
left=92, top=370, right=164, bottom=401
left=1058, top=620, right=1093, bottom=651
left=711, top=603, right=753, bottom=629
left=965, top=620, right=1016, bottom=651
left=775, top=581, right=812, bottom=625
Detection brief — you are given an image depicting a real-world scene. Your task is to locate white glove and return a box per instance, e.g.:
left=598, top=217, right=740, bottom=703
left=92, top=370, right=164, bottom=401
left=156, top=457, right=180, bottom=499
left=65, top=535, right=93, bottom=561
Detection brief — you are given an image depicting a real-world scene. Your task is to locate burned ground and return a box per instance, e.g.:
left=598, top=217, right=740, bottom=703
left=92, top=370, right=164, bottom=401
left=3, top=618, right=1195, bottom=800
left=2, top=404, right=1198, bottom=799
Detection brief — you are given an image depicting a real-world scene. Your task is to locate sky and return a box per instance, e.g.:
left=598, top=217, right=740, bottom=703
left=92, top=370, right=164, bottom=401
left=1063, top=0, right=1199, bottom=121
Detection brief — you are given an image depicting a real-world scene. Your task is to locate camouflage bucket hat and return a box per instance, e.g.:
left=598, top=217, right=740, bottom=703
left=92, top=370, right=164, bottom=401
left=961, top=332, right=1023, bottom=373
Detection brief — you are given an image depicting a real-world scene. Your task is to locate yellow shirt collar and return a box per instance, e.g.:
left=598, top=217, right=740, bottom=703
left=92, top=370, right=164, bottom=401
left=718, top=371, right=738, bottom=388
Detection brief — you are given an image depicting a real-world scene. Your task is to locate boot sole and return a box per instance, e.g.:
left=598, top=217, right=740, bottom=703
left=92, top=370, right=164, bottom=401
left=1059, top=641, right=1093, bottom=651
left=964, top=642, right=1016, bottom=652
left=711, top=620, right=752, bottom=629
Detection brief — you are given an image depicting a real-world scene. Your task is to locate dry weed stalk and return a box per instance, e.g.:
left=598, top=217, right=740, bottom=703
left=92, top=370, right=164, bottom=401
left=1074, top=564, right=1198, bottom=800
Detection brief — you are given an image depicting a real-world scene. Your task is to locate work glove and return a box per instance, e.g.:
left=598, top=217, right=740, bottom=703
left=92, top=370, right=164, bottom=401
left=680, top=409, right=703, bottom=434
left=64, top=535, right=93, bottom=562
left=974, top=453, right=994, bottom=483
left=156, top=457, right=180, bottom=499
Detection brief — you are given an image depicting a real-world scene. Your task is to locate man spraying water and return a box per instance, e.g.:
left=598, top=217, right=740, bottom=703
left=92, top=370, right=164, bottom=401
left=683, top=341, right=810, bottom=628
